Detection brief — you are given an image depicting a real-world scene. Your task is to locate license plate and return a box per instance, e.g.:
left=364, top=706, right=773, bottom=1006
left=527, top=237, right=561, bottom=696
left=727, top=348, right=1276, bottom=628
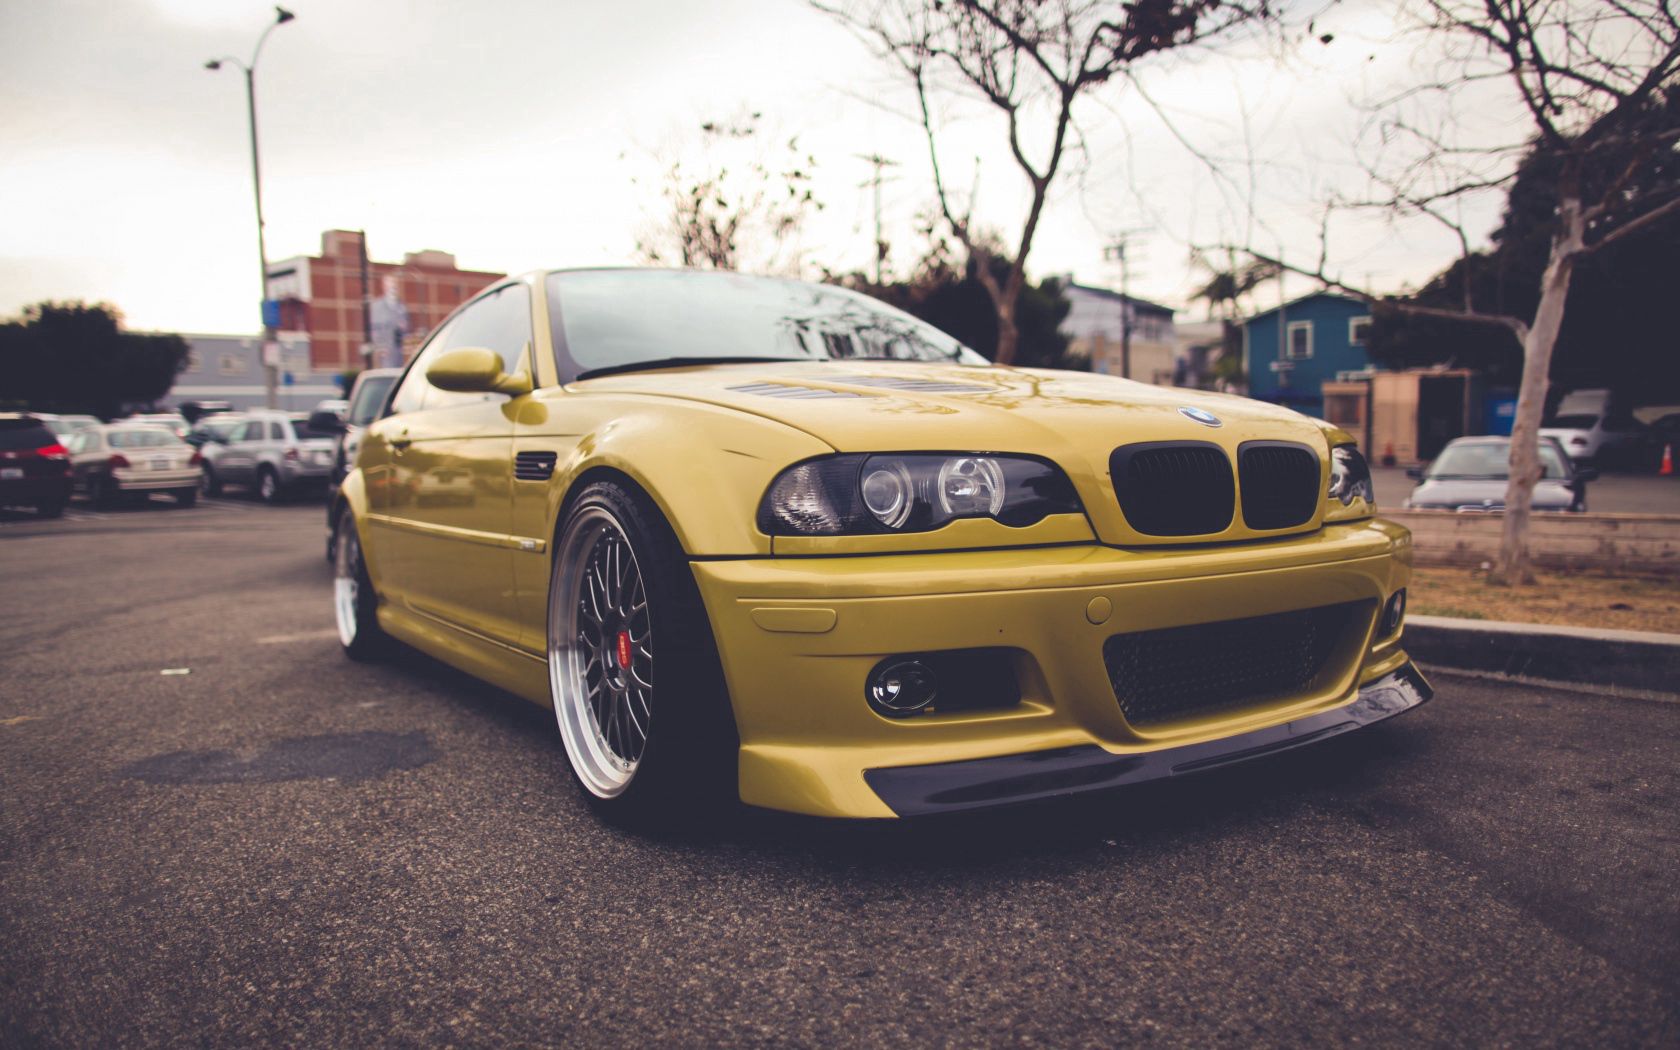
left=152, top=458, right=170, bottom=470
left=0, top=468, right=20, bottom=480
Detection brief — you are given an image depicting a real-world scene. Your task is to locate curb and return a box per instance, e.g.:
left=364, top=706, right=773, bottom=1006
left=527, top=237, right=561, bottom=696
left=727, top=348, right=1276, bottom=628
left=1404, top=614, right=1680, bottom=696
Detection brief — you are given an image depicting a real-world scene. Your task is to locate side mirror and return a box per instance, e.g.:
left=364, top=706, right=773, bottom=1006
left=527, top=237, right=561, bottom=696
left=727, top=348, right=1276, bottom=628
left=1574, top=466, right=1599, bottom=483
left=1405, top=466, right=1424, bottom=480
left=426, top=347, right=531, bottom=396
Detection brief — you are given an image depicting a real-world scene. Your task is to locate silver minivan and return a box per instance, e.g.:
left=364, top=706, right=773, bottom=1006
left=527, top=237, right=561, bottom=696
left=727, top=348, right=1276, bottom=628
left=199, top=410, right=337, bottom=502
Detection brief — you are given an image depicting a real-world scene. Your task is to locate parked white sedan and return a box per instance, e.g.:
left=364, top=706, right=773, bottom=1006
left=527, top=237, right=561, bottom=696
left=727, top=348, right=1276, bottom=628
left=67, top=425, right=202, bottom=507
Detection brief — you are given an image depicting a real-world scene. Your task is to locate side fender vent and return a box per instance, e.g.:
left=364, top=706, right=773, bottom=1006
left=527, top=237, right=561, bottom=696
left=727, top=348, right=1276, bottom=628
left=515, top=451, right=558, bottom=481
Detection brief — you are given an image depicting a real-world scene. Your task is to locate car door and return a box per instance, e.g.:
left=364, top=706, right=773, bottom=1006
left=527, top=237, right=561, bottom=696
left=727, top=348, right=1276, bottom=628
left=366, top=283, right=534, bottom=645
left=220, top=420, right=262, bottom=484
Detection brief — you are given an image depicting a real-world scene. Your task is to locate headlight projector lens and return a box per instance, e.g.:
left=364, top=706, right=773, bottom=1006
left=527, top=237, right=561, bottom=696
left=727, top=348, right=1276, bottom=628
left=937, top=456, right=1005, bottom=516
left=860, top=462, right=914, bottom=528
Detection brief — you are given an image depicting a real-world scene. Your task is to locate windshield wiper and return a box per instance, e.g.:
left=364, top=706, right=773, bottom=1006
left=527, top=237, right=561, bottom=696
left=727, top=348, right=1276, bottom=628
left=573, top=356, right=806, bottom=381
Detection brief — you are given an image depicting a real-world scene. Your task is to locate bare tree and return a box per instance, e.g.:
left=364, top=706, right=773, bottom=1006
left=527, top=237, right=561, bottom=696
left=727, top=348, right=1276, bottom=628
left=817, top=0, right=1270, bottom=364
left=633, top=112, right=822, bottom=274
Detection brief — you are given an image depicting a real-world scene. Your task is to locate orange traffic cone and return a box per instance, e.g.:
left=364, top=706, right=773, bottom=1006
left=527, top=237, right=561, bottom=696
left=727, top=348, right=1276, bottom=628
left=1661, top=443, right=1674, bottom=477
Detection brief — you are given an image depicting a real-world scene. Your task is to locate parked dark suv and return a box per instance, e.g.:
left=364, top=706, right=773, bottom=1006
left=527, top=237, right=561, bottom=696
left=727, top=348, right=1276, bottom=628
left=0, top=414, right=74, bottom=517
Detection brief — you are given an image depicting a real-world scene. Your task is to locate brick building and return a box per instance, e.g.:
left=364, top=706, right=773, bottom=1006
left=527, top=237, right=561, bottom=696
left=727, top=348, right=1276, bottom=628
left=265, top=230, right=504, bottom=372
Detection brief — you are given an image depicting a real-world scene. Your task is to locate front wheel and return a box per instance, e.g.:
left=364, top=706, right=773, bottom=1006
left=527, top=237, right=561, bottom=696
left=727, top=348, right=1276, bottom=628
left=334, top=507, right=388, bottom=660
left=547, top=480, right=736, bottom=824
left=258, top=468, right=282, bottom=504
left=174, top=488, right=197, bottom=508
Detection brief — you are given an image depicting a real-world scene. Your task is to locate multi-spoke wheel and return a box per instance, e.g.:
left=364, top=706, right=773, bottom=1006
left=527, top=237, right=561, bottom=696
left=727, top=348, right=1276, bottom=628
left=552, top=505, right=654, bottom=797
left=547, top=480, right=738, bottom=821
left=334, top=506, right=387, bottom=660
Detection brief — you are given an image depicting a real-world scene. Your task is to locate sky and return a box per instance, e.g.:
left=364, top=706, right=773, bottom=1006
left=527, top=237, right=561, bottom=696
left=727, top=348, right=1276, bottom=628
left=0, top=0, right=1523, bottom=336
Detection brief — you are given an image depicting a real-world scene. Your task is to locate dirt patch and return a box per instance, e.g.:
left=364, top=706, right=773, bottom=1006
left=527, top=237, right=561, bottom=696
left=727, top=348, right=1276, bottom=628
left=1410, top=564, right=1680, bottom=634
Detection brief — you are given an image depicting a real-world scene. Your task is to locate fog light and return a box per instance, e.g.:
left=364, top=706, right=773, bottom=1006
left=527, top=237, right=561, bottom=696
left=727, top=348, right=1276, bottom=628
left=867, top=659, right=938, bottom=717
left=1381, top=588, right=1407, bottom=636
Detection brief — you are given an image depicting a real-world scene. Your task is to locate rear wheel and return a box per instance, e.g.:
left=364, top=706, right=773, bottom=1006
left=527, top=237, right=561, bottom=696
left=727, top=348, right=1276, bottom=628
left=93, top=475, right=118, bottom=509
left=201, top=466, right=222, bottom=496
left=547, top=480, right=736, bottom=824
left=334, top=507, right=387, bottom=660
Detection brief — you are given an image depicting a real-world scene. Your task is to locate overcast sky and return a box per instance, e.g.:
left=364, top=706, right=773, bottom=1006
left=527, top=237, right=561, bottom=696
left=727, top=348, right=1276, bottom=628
left=0, top=0, right=1517, bottom=335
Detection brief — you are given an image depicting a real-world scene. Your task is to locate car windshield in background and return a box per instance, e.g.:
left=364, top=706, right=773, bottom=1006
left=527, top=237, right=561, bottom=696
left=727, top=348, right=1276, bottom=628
left=290, top=415, right=339, bottom=439
left=547, top=269, right=988, bottom=378
left=107, top=429, right=183, bottom=449
left=1545, top=414, right=1598, bottom=429
left=1430, top=441, right=1569, bottom=479
left=348, top=374, right=399, bottom=426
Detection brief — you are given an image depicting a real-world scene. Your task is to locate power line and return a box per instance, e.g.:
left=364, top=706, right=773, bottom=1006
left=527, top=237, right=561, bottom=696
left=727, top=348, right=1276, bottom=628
left=856, top=153, right=898, bottom=284
left=1102, top=229, right=1150, bottom=380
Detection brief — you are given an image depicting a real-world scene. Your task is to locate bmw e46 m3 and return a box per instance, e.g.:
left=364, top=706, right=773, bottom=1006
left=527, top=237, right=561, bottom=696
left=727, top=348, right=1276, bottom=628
left=330, top=268, right=1428, bottom=822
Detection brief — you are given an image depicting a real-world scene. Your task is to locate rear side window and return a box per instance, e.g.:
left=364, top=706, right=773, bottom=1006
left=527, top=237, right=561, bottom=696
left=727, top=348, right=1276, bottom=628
left=291, top=415, right=338, bottom=439
left=269, top=421, right=285, bottom=441
left=0, top=419, right=55, bottom=449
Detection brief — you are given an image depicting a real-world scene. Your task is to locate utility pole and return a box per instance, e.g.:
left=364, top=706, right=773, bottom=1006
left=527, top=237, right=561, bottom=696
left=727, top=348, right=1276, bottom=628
left=358, top=230, right=372, bottom=372
left=856, top=153, right=897, bottom=285
left=206, top=6, right=297, bottom=409
left=1102, top=230, right=1147, bottom=380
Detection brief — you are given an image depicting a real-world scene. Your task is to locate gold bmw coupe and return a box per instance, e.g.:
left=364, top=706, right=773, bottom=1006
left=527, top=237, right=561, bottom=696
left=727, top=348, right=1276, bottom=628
left=331, top=269, right=1428, bottom=822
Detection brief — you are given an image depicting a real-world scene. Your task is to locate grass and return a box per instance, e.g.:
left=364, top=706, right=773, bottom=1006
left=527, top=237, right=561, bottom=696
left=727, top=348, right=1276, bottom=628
left=1409, top=564, right=1680, bottom=634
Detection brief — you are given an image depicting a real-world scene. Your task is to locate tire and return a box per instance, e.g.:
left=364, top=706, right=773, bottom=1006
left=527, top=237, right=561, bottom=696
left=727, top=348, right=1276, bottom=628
left=93, top=475, right=118, bottom=509
left=35, top=499, right=64, bottom=519
left=333, top=506, right=388, bottom=661
left=258, top=467, right=282, bottom=504
left=201, top=466, right=222, bottom=497
left=174, top=488, right=197, bottom=508
left=547, top=479, right=737, bottom=825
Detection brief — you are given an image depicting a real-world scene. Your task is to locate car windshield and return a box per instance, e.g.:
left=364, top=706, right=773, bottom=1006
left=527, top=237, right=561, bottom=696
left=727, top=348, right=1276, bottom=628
left=1429, top=442, right=1569, bottom=479
left=348, top=373, right=399, bottom=426
left=289, top=413, right=338, bottom=439
left=1544, top=414, right=1597, bottom=429
left=547, top=270, right=988, bottom=378
left=107, top=428, right=183, bottom=449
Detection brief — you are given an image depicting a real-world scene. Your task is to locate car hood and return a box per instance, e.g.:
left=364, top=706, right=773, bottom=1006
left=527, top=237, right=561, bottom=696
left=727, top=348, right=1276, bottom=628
left=571, top=360, right=1326, bottom=455
left=571, top=360, right=1335, bottom=546
left=1409, top=477, right=1576, bottom=510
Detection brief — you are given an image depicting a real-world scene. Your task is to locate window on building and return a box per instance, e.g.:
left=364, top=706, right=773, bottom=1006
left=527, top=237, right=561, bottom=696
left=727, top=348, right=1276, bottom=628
left=1285, top=321, right=1314, bottom=360
left=1324, top=392, right=1366, bottom=429
left=184, top=351, right=200, bottom=372
left=1349, top=316, right=1372, bottom=347
left=218, top=353, right=244, bottom=376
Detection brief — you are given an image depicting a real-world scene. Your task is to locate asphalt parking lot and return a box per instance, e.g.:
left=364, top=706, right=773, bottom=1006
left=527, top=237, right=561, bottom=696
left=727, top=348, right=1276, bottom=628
left=2, top=498, right=1677, bottom=1046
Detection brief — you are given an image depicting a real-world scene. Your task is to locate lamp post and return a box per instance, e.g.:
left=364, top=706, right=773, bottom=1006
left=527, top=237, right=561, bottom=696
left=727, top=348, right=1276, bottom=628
left=207, top=6, right=295, bottom=410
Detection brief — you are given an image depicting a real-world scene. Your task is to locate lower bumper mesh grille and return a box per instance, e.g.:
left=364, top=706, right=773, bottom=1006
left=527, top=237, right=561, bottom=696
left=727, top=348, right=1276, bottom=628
left=1103, top=601, right=1371, bottom=727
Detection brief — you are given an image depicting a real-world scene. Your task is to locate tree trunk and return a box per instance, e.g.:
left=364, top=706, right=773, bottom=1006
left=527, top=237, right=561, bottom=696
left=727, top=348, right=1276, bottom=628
left=1490, top=196, right=1583, bottom=586
left=994, top=303, right=1020, bottom=365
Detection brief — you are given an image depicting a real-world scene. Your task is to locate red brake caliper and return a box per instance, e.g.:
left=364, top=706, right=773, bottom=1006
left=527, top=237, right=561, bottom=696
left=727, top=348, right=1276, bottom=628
left=615, top=629, right=633, bottom=669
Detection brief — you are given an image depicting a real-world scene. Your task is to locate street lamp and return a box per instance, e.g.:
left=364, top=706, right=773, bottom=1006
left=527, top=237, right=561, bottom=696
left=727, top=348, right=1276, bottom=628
left=206, top=6, right=296, bottom=410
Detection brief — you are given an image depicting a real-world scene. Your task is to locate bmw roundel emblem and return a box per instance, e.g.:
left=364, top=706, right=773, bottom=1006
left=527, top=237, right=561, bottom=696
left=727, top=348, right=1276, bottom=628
left=1178, top=406, right=1222, bottom=428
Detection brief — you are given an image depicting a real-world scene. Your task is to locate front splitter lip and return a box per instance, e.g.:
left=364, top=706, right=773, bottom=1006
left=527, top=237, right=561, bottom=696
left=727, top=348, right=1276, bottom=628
left=862, top=662, right=1433, bottom=817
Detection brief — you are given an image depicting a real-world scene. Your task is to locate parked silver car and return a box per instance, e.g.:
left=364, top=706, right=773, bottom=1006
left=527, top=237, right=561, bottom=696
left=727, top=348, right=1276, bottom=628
left=1403, top=436, right=1592, bottom=512
left=67, top=424, right=202, bottom=507
left=199, top=410, right=337, bottom=503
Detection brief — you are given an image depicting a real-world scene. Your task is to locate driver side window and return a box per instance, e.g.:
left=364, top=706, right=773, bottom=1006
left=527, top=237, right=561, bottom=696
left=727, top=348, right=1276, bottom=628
left=386, top=283, right=532, bottom=416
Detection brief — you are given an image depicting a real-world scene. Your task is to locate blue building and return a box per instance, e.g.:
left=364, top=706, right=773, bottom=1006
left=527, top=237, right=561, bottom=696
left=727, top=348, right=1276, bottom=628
left=1243, top=292, right=1373, bottom=418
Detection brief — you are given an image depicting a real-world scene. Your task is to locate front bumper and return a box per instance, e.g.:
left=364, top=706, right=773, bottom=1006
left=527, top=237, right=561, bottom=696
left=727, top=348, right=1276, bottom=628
left=692, top=517, right=1415, bottom=818
left=866, top=662, right=1430, bottom=816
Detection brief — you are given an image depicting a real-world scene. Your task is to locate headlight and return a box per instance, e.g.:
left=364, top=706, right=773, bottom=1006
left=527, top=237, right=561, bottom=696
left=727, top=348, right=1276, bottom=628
left=1328, top=445, right=1375, bottom=506
left=758, top=453, right=1083, bottom=535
